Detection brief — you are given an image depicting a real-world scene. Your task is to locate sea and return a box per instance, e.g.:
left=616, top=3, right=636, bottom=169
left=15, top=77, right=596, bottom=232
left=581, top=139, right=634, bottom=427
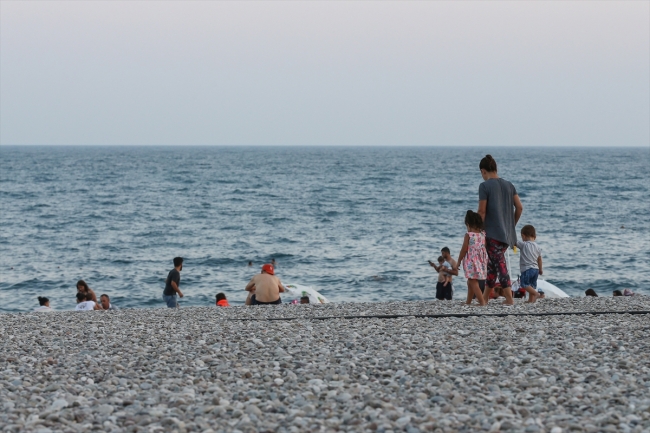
left=1, top=146, right=648, bottom=313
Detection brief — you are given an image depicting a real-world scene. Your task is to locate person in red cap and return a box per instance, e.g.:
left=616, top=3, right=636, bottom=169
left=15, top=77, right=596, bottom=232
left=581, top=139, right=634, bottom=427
left=245, top=264, right=285, bottom=305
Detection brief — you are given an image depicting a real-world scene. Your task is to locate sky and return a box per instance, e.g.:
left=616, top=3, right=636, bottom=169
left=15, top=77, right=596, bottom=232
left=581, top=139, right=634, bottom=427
left=1, top=1, right=648, bottom=147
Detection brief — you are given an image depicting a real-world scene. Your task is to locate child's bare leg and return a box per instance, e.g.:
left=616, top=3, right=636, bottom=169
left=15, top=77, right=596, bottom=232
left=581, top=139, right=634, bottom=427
left=465, top=281, right=474, bottom=305
left=468, top=279, right=486, bottom=306
left=483, top=286, right=494, bottom=303
left=502, top=286, right=514, bottom=305
left=524, top=286, right=538, bottom=303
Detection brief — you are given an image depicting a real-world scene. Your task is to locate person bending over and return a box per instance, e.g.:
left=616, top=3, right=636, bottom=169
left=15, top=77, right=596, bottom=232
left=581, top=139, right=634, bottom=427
left=516, top=225, right=543, bottom=303
left=245, top=264, right=285, bottom=306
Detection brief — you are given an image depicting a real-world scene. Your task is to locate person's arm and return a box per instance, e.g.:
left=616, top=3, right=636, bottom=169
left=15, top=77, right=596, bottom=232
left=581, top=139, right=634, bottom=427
left=428, top=261, right=441, bottom=272
left=245, top=278, right=256, bottom=292
left=89, top=289, right=98, bottom=303
left=513, top=194, right=523, bottom=225
left=171, top=280, right=183, bottom=297
left=478, top=200, right=487, bottom=222
left=454, top=234, right=470, bottom=271
left=93, top=301, right=103, bottom=310
left=537, top=256, right=543, bottom=275
left=445, top=263, right=459, bottom=276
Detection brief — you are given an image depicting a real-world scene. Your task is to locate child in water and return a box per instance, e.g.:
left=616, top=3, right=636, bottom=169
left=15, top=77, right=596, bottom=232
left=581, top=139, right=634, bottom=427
left=454, top=210, right=488, bottom=306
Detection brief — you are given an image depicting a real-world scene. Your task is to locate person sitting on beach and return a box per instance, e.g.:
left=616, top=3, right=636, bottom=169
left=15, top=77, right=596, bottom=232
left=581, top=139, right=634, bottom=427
left=300, top=296, right=310, bottom=304
left=99, top=294, right=119, bottom=310
left=34, top=296, right=53, bottom=312
left=516, top=225, right=543, bottom=303
left=245, top=264, right=285, bottom=306
left=585, top=288, right=598, bottom=297
left=163, top=257, right=184, bottom=308
left=76, top=280, right=98, bottom=304
left=613, top=290, right=623, bottom=297
left=454, top=210, right=488, bottom=306
left=75, top=292, right=100, bottom=311
left=216, top=293, right=230, bottom=307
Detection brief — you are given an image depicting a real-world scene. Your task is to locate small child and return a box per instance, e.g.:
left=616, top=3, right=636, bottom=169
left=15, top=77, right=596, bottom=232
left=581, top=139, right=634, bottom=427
left=455, top=210, right=488, bottom=306
left=215, top=293, right=230, bottom=307
left=516, top=225, right=543, bottom=303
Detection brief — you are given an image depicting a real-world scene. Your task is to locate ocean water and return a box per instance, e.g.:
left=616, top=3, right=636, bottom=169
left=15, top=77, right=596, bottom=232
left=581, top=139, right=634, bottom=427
left=1, top=146, right=648, bottom=313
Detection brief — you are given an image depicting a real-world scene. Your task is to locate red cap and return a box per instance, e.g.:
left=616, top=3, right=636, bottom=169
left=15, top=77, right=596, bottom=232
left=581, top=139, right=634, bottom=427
left=261, top=264, right=275, bottom=275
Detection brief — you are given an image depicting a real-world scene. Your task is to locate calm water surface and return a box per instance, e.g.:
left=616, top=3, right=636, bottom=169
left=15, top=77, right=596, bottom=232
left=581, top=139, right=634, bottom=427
left=1, top=146, right=648, bottom=312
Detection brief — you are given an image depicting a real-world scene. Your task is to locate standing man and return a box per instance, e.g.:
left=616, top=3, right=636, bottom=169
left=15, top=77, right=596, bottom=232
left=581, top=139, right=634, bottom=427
left=476, top=155, right=523, bottom=305
left=163, top=257, right=184, bottom=308
left=429, top=247, right=458, bottom=300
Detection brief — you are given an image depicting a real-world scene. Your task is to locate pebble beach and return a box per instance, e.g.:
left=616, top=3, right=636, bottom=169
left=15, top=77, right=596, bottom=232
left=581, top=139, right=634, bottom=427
left=1, top=297, right=649, bottom=433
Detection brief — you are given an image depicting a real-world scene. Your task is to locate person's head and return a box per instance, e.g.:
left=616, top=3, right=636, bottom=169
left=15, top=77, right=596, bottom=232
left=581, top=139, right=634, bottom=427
left=613, top=290, right=623, bottom=297
left=173, top=257, right=183, bottom=270
left=521, top=225, right=537, bottom=241
left=216, top=293, right=226, bottom=302
left=261, top=263, right=275, bottom=275
left=441, top=247, right=451, bottom=260
left=38, top=296, right=49, bottom=307
left=76, top=280, right=90, bottom=292
left=479, top=154, right=498, bottom=180
left=76, top=292, right=86, bottom=303
left=300, top=296, right=310, bottom=304
left=464, top=210, right=484, bottom=231
left=248, top=261, right=252, bottom=266
left=100, top=294, right=110, bottom=310
left=585, top=288, right=598, bottom=297
left=437, top=256, right=445, bottom=264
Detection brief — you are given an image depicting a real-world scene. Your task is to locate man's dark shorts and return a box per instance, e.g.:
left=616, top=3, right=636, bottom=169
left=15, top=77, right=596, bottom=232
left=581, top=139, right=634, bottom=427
left=250, top=295, right=282, bottom=305
left=435, top=282, right=453, bottom=300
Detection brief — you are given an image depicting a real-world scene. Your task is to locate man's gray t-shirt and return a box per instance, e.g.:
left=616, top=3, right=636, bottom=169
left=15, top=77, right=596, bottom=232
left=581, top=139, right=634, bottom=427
left=164, top=269, right=180, bottom=296
left=478, top=178, right=518, bottom=247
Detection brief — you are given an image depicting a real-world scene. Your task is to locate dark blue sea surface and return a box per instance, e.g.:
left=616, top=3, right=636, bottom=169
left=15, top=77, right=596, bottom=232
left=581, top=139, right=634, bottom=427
left=1, top=146, right=648, bottom=313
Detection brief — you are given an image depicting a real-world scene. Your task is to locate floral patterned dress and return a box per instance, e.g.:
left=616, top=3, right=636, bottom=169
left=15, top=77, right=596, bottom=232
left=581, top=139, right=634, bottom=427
left=463, top=231, right=488, bottom=280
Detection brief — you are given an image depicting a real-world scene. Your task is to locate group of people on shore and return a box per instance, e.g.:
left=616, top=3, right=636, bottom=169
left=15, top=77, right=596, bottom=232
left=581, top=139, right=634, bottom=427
left=429, top=155, right=543, bottom=306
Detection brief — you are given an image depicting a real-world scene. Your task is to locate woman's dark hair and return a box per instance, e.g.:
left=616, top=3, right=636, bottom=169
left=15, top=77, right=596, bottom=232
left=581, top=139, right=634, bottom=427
left=38, top=296, right=49, bottom=306
left=76, top=292, right=86, bottom=301
left=216, top=293, right=226, bottom=301
left=76, top=280, right=90, bottom=291
left=465, top=210, right=484, bottom=231
left=585, top=288, right=598, bottom=297
left=479, top=154, right=498, bottom=172
left=613, top=290, right=623, bottom=297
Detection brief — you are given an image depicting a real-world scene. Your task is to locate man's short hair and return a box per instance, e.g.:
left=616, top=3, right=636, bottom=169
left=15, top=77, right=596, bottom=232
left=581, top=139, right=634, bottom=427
left=100, top=294, right=109, bottom=300
left=173, top=257, right=184, bottom=267
left=76, top=292, right=86, bottom=302
left=216, top=293, right=226, bottom=301
left=441, top=247, right=450, bottom=254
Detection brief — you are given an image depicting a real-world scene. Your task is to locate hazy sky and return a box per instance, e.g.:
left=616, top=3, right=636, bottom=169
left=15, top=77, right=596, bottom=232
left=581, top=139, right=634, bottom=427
left=1, top=1, right=648, bottom=146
